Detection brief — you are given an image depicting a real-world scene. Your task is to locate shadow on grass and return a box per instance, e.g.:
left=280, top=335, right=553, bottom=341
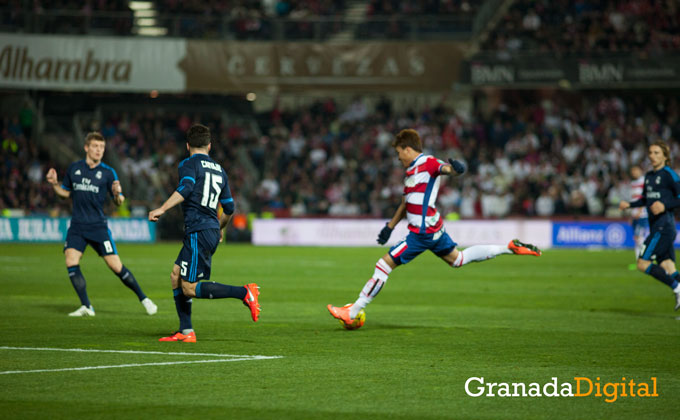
left=362, top=323, right=444, bottom=330
left=42, top=303, right=84, bottom=314
left=591, top=307, right=673, bottom=319
left=134, top=330, right=261, bottom=344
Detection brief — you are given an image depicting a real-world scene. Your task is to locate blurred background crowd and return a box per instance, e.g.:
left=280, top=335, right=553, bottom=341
left=1, top=0, right=679, bottom=240
left=483, top=0, right=680, bottom=57
left=3, top=90, right=678, bottom=224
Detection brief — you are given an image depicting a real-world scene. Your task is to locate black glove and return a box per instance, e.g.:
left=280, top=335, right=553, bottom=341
left=377, top=223, right=393, bottom=245
left=448, top=158, right=465, bottom=174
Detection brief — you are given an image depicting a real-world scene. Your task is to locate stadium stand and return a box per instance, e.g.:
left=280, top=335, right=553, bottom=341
left=1, top=0, right=348, bottom=39
left=481, top=0, right=680, bottom=56
left=252, top=91, right=680, bottom=219
left=1, top=0, right=484, bottom=40
left=3, top=0, right=680, bottom=241
left=5, top=89, right=679, bottom=227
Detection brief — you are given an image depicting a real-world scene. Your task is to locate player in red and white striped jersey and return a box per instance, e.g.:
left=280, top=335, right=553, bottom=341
left=328, top=129, right=541, bottom=326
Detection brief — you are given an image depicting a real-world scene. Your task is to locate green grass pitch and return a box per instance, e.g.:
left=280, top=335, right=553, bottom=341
left=1, top=243, right=679, bottom=419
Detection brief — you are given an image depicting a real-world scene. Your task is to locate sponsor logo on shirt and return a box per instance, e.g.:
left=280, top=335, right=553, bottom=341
left=72, top=177, right=100, bottom=193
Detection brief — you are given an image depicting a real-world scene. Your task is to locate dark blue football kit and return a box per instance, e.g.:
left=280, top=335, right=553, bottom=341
left=629, top=165, right=680, bottom=294
left=174, top=153, right=234, bottom=283
left=630, top=165, right=680, bottom=262
left=61, top=160, right=120, bottom=256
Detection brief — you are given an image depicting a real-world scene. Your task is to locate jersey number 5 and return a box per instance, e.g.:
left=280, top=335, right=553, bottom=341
left=201, top=173, right=222, bottom=209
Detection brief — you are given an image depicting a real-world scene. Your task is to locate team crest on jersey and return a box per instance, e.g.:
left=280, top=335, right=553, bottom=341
left=75, top=169, right=81, bottom=175
left=656, top=176, right=661, bottom=184
left=96, top=171, right=102, bottom=179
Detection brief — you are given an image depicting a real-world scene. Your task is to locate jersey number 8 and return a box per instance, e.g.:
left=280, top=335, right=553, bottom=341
left=201, top=173, right=223, bottom=209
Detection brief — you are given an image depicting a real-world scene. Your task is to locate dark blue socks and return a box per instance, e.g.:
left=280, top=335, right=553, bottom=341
left=173, top=283, right=245, bottom=332
left=116, top=265, right=147, bottom=301
left=67, top=265, right=90, bottom=307
left=173, top=288, right=193, bottom=331
left=645, top=264, right=679, bottom=289
left=670, top=271, right=680, bottom=289
left=195, top=282, right=247, bottom=300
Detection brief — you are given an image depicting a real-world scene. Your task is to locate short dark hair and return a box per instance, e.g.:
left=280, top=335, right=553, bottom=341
left=392, top=129, right=422, bottom=152
left=650, top=140, right=671, bottom=165
left=187, top=124, right=211, bottom=148
left=85, top=132, right=105, bottom=145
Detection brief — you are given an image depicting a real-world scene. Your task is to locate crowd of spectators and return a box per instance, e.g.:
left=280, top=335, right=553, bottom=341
left=0, top=105, right=58, bottom=217
left=359, top=0, right=476, bottom=39
left=483, top=0, right=680, bottom=57
left=0, top=0, right=347, bottom=39
left=0, top=100, right=257, bottom=239
left=367, top=0, right=475, bottom=16
left=1, top=0, right=134, bottom=35
left=3, top=91, right=680, bottom=226
left=154, top=0, right=347, bottom=39
left=1, top=0, right=483, bottom=40
left=251, top=91, right=680, bottom=220
left=80, top=108, right=257, bottom=237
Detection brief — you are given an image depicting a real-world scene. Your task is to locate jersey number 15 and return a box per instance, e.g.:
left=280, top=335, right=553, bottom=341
left=201, top=172, right=222, bottom=209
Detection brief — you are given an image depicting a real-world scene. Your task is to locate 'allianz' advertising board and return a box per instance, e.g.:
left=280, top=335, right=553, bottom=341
left=552, top=222, right=680, bottom=248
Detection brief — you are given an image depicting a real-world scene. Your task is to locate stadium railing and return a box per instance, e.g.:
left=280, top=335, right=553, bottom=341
left=3, top=9, right=475, bottom=40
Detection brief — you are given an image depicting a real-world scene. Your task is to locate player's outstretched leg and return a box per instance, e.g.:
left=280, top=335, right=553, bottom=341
left=67, top=265, right=95, bottom=317
left=194, top=281, right=261, bottom=322
left=328, top=258, right=392, bottom=324
left=448, top=240, right=540, bottom=268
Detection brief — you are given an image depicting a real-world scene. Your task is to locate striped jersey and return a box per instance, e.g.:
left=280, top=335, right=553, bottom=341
left=403, top=154, right=446, bottom=234
left=630, top=175, right=647, bottom=219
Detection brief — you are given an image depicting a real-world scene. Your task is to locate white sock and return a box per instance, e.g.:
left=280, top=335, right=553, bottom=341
left=452, top=245, right=511, bottom=267
left=634, top=236, right=644, bottom=260
left=350, top=258, right=392, bottom=318
left=674, top=284, right=680, bottom=294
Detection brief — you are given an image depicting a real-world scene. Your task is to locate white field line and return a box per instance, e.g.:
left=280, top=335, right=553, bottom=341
left=0, top=358, right=272, bottom=375
left=0, top=346, right=283, bottom=375
left=0, top=346, right=281, bottom=359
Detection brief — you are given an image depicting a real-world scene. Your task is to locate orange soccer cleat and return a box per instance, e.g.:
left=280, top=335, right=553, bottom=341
left=508, top=239, right=542, bottom=256
left=243, top=283, right=261, bottom=322
left=326, top=304, right=354, bottom=325
left=158, top=331, right=196, bottom=343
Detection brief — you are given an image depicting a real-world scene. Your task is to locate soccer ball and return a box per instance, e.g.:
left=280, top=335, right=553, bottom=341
left=340, top=308, right=365, bottom=330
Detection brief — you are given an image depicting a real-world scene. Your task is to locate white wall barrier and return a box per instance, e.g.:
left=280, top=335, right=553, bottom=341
left=252, top=219, right=553, bottom=248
